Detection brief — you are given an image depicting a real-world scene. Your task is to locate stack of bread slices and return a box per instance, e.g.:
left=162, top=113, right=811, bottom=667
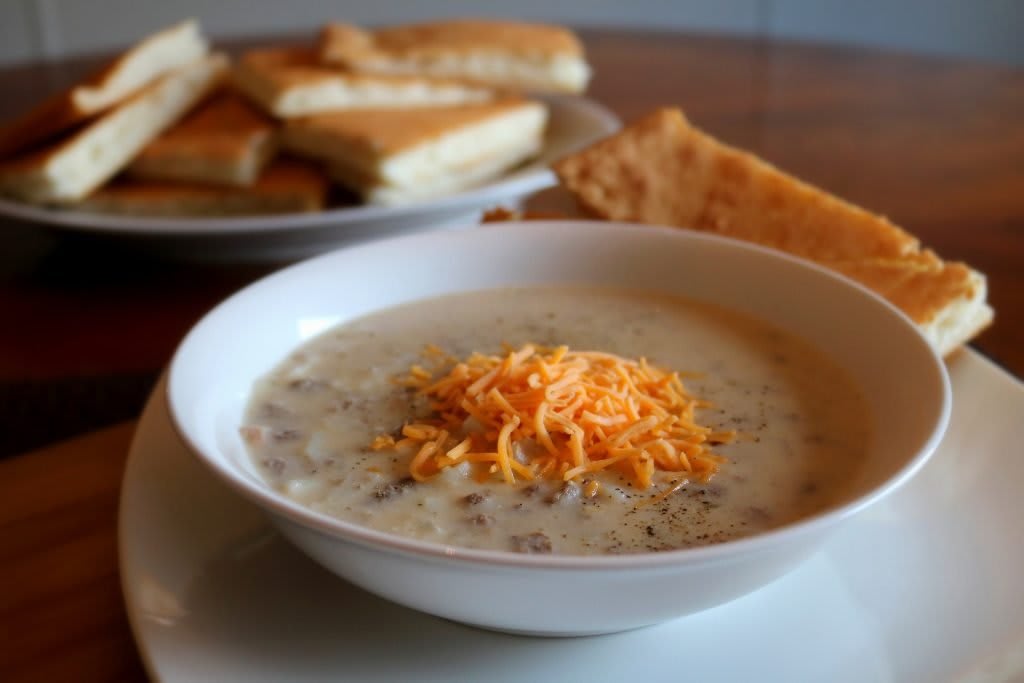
left=0, top=18, right=591, bottom=215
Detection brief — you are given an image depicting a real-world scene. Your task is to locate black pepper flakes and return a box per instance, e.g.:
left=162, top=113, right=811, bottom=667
left=373, top=477, right=416, bottom=500
left=261, top=458, right=286, bottom=475
left=271, top=429, right=302, bottom=442
left=462, top=492, right=487, bottom=506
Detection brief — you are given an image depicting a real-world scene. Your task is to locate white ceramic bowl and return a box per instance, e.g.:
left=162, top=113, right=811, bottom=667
left=167, top=221, right=950, bottom=636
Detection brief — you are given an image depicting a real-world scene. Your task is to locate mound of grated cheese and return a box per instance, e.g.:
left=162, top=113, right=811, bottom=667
left=371, top=344, right=734, bottom=494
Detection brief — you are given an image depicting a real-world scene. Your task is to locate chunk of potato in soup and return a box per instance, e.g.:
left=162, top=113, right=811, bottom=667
left=241, top=287, right=870, bottom=555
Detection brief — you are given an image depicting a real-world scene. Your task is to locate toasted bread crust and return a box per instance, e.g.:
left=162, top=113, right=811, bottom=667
left=283, top=98, right=539, bottom=160
left=0, top=20, right=206, bottom=158
left=128, top=90, right=277, bottom=186
left=239, top=46, right=472, bottom=88
left=321, top=20, right=584, bottom=63
left=319, top=20, right=590, bottom=93
left=234, top=46, right=495, bottom=118
left=0, top=92, right=90, bottom=160
left=80, top=158, right=328, bottom=215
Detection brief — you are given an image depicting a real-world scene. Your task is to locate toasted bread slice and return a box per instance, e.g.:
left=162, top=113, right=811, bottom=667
left=0, top=20, right=208, bottom=158
left=233, top=46, right=495, bottom=118
left=555, top=108, right=920, bottom=262
left=553, top=107, right=992, bottom=355
left=128, top=90, right=277, bottom=187
left=79, top=158, right=329, bottom=216
left=320, top=20, right=590, bottom=94
left=0, top=54, right=228, bottom=204
left=283, top=98, right=547, bottom=204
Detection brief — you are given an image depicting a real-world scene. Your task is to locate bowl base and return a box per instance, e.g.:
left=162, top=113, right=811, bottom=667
left=444, top=617, right=665, bottom=639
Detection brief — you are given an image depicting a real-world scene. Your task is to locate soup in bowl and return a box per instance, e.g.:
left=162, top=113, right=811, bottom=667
left=168, top=221, right=950, bottom=635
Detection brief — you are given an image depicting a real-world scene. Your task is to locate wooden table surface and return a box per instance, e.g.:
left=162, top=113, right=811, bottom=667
left=1, top=28, right=1021, bottom=681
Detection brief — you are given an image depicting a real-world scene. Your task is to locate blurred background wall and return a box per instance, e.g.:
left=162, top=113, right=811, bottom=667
left=1, top=0, right=1021, bottom=66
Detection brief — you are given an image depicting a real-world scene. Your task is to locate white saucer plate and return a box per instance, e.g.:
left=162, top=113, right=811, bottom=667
left=1, top=96, right=618, bottom=261
left=119, top=350, right=1024, bottom=682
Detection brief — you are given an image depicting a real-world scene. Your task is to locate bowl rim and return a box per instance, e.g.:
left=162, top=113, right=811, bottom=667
left=167, top=220, right=952, bottom=571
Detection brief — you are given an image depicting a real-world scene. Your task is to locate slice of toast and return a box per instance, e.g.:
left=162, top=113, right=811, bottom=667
left=79, top=158, right=329, bottom=216
left=0, top=53, right=228, bottom=204
left=0, top=20, right=208, bottom=158
left=127, top=90, right=277, bottom=187
left=282, top=98, right=547, bottom=204
left=555, top=108, right=920, bottom=262
left=553, top=107, right=993, bottom=356
left=233, top=46, right=495, bottom=118
left=320, top=20, right=590, bottom=94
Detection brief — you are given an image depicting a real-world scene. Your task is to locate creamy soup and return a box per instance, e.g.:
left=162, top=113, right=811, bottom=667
left=241, top=287, right=870, bottom=555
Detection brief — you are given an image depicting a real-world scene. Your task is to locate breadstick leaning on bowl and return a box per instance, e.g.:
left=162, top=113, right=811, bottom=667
left=552, top=107, right=993, bottom=357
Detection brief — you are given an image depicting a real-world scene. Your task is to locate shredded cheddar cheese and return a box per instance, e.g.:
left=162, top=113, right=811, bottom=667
left=373, top=344, right=734, bottom=493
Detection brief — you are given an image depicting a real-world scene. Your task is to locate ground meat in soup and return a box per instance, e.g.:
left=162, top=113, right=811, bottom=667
left=241, top=287, right=870, bottom=555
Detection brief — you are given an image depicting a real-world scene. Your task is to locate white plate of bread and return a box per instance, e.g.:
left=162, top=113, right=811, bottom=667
left=0, top=19, right=617, bottom=259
